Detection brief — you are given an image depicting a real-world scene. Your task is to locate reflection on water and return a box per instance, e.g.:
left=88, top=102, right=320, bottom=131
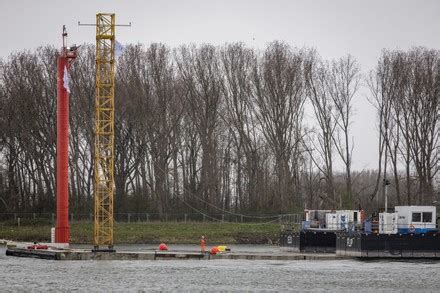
left=1, top=245, right=440, bottom=291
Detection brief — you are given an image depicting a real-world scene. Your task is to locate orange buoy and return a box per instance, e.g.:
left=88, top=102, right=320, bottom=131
left=159, top=243, right=168, bottom=251
left=210, top=246, right=219, bottom=255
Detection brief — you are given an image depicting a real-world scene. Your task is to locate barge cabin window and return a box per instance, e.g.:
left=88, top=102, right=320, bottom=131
left=412, top=212, right=421, bottom=222
left=422, top=212, right=432, bottom=223
left=411, top=212, right=433, bottom=223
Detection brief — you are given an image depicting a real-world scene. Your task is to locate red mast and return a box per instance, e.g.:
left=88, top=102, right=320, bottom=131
left=55, top=26, right=77, bottom=243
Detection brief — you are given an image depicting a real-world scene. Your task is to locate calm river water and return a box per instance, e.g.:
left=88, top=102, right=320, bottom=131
left=1, top=245, right=440, bottom=292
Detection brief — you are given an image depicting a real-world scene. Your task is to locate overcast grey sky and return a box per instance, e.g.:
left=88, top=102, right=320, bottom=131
left=1, top=0, right=439, bottom=171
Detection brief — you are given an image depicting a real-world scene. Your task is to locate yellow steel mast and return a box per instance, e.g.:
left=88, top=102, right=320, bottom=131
left=79, top=13, right=129, bottom=251
left=94, top=13, right=115, bottom=249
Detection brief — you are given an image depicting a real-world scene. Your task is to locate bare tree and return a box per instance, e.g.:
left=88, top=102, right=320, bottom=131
left=252, top=41, right=307, bottom=212
left=70, top=45, right=96, bottom=211
left=304, top=51, right=339, bottom=208
left=220, top=43, right=264, bottom=211
left=327, top=55, right=360, bottom=208
left=176, top=44, right=223, bottom=211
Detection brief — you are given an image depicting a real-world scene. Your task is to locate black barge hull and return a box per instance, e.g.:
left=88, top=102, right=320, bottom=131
left=336, top=233, right=440, bottom=258
left=280, top=230, right=336, bottom=253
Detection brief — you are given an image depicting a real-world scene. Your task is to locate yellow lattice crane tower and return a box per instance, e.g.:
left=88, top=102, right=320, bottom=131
left=79, top=13, right=130, bottom=251
left=94, top=13, right=115, bottom=250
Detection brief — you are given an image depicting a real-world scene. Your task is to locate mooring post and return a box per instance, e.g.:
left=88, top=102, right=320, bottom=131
left=17, top=218, right=20, bottom=226
left=184, top=214, right=187, bottom=223
left=146, top=213, right=149, bottom=222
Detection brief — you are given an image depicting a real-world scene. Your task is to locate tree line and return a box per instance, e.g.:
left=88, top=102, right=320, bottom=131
left=0, top=42, right=438, bottom=217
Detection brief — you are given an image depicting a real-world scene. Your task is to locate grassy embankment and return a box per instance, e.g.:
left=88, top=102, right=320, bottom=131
left=0, top=220, right=282, bottom=244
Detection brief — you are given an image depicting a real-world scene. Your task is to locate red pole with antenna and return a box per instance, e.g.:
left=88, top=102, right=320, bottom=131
left=55, top=26, right=77, bottom=243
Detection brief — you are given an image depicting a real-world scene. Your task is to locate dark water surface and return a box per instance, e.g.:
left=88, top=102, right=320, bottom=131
left=1, top=245, right=440, bottom=292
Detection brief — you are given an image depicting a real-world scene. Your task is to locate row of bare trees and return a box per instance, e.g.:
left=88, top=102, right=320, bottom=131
left=0, top=42, right=438, bottom=216
left=369, top=48, right=440, bottom=207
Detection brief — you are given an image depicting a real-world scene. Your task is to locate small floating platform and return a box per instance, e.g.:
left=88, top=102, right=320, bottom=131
left=5, top=247, right=342, bottom=261
left=6, top=247, right=59, bottom=260
left=6, top=247, right=207, bottom=260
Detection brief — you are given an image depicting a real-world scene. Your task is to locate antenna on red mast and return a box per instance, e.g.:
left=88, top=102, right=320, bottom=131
left=62, top=25, right=67, bottom=52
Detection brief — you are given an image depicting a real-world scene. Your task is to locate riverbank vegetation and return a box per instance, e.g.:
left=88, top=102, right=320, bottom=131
left=0, top=221, right=281, bottom=244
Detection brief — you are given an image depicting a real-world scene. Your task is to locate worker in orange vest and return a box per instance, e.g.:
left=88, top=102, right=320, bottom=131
left=200, top=235, right=206, bottom=253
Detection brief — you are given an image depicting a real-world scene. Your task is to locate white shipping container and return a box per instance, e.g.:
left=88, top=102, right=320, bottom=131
left=326, top=213, right=338, bottom=230
left=379, top=213, right=398, bottom=234
left=326, top=213, right=349, bottom=230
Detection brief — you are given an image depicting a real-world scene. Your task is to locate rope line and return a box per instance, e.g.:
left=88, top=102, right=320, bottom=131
left=134, top=145, right=301, bottom=221
left=176, top=195, right=284, bottom=225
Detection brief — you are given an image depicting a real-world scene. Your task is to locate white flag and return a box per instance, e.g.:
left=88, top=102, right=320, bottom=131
left=63, top=66, right=70, bottom=93
left=115, top=40, right=124, bottom=58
